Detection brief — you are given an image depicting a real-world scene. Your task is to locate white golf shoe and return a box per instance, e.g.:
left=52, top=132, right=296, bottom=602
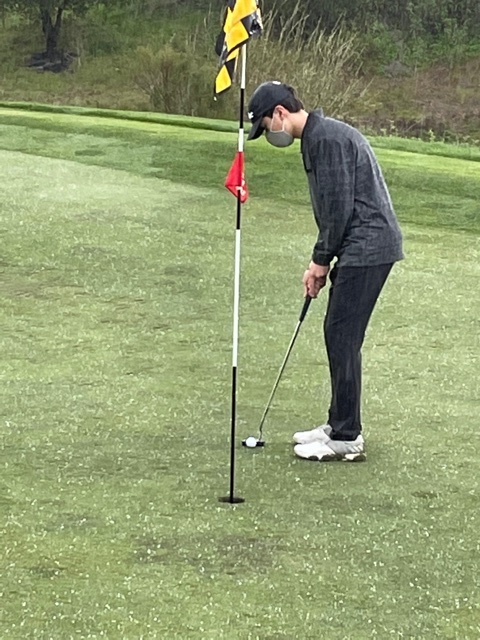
left=294, top=434, right=366, bottom=462
left=292, top=424, right=332, bottom=445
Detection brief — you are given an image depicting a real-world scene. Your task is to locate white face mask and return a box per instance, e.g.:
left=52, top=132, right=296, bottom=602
left=265, top=112, right=294, bottom=148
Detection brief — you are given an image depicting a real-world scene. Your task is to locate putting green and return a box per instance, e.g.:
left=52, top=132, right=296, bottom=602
left=0, top=113, right=479, bottom=639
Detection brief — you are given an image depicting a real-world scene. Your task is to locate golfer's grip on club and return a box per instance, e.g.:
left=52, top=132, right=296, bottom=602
left=299, top=295, right=312, bottom=322
left=303, top=262, right=329, bottom=299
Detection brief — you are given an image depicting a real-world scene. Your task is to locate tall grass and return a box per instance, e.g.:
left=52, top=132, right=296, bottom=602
left=131, top=2, right=367, bottom=119
left=248, top=3, right=367, bottom=116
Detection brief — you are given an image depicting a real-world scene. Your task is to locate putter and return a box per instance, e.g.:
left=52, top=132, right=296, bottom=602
left=242, top=295, right=313, bottom=448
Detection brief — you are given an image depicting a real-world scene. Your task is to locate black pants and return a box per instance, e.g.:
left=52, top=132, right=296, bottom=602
left=324, top=263, right=393, bottom=441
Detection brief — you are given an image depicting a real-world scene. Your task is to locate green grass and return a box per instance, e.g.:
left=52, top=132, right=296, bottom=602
left=1, top=5, right=480, bottom=141
left=0, top=106, right=479, bottom=235
left=0, top=111, right=479, bottom=639
left=2, top=103, right=480, bottom=162
left=0, top=8, right=235, bottom=117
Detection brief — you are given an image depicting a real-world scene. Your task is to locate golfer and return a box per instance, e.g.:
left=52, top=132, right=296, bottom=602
left=247, top=81, right=404, bottom=462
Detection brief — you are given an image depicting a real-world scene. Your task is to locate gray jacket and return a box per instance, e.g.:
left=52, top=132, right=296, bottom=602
left=301, top=110, right=404, bottom=267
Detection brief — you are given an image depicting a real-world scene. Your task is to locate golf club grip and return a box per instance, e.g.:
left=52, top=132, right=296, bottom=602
left=299, top=295, right=312, bottom=322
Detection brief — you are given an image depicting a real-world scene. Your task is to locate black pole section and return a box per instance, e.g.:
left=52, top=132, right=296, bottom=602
left=238, top=78, right=245, bottom=132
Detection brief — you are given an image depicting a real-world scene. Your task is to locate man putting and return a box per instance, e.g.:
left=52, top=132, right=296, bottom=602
left=247, top=81, right=404, bottom=462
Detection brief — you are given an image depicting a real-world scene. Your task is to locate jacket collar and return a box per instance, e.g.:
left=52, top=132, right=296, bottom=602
left=301, top=109, right=325, bottom=152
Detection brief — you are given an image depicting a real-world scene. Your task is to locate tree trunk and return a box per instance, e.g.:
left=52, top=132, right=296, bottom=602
left=41, top=4, right=65, bottom=61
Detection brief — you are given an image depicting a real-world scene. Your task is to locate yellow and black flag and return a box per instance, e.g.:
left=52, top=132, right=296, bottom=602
left=214, top=0, right=263, bottom=96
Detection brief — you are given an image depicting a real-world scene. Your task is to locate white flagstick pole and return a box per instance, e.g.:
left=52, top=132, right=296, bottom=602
left=221, top=45, right=247, bottom=505
left=233, top=44, right=247, bottom=376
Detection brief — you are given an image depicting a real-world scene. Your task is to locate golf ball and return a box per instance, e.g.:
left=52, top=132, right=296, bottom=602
left=245, top=437, right=257, bottom=448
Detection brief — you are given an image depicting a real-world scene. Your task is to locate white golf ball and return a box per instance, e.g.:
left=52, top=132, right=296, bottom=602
left=245, top=437, right=257, bottom=448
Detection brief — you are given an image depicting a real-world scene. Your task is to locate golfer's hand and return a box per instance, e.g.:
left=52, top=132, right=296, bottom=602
left=303, top=262, right=329, bottom=298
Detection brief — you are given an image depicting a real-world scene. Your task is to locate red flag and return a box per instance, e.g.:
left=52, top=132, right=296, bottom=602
left=225, top=151, right=248, bottom=203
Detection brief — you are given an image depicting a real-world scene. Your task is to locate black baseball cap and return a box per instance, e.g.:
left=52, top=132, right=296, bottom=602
left=247, top=81, right=294, bottom=140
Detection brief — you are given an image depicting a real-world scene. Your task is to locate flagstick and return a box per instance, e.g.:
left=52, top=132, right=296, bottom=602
left=219, top=45, right=247, bottom=505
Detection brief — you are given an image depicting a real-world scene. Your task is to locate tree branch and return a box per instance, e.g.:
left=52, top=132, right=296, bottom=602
left=54, top=5, right=64, bottom=30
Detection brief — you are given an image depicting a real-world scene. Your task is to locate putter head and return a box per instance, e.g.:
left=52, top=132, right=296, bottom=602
left=242, top=437, right=265, bottom=448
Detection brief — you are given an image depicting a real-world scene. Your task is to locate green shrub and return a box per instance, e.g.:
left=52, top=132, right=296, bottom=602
left=132, top=44, right=236, bottom=118
left=62, top=6, right=125, bottom=57
left=359, top=22, right=404, bottom=73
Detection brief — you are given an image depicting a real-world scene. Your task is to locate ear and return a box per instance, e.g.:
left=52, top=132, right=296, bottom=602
left=275, top=105, right=289, bottom=119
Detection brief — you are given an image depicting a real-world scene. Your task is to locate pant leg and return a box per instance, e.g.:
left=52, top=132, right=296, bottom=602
left=324, top=263, right=393, bottom=441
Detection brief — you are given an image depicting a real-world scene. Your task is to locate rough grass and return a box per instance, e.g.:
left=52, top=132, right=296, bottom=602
left=0, top=112, right=479, bottom=638
left=360, top=57, right=480, bottom=143
left=0, top=8, right=479, bottom=141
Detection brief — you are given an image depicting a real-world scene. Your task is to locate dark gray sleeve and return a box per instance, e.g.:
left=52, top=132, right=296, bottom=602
left=310, top=138, right=356, bottom=266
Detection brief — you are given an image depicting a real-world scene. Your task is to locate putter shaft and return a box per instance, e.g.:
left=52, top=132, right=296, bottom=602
left=258, top=296, right=312, bottom=439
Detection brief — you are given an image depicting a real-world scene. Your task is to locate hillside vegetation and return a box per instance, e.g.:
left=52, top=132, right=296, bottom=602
left=0, top=1, right=479, bottom=143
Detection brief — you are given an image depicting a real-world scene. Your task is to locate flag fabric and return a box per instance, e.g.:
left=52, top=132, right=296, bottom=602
left=225, top=151, right=248, bottom=203
left=215, top=0, right=263, bottom=96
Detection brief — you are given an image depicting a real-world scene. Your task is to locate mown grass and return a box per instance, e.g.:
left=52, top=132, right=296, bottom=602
left=0, top=106, right=478, bottom=235
left=1, top=102, right=480, bottom=162
left=0, top=111, right=479, bottom=638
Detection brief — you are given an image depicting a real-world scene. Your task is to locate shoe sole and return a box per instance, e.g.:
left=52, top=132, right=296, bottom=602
left=293, top=436, right=330, bottom=445
left=306, top=452, right=367, bottom=463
